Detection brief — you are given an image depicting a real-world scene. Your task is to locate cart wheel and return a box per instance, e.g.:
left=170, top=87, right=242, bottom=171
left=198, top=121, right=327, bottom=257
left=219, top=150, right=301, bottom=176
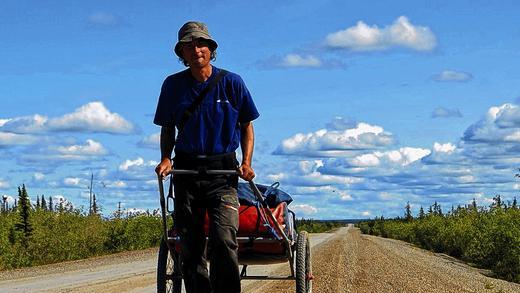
left=296, top=231, right=312, bottom=293
left=157, top=238, right=183, bottom=293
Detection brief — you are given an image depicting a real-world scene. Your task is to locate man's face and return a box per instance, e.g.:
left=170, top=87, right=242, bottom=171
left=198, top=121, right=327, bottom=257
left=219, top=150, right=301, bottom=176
left=181, top=38, right=212, bottom=69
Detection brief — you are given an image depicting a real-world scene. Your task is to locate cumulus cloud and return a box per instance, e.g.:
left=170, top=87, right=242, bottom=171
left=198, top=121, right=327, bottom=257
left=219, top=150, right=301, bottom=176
left=432, top=107, right=463, bottom=118
left=355, top=147, right=431, bottom=167
left=464, top=103, right=520, bottom=143
left=326, top=16, right=436, bottom=52
left=433, top=142, right=457, bottom=154
left=118, top=157, right=157, bottom=181
left=56, top=139, right=107, bottom=156
left=274, top=121, right=394, bottom=156
left=432, top=70, right=473, bottom=82
left=270, top=102, right=520, bottom=217
left=291, top=204, right=318, bottom=215
left=0, top=102, right=134, bottom=134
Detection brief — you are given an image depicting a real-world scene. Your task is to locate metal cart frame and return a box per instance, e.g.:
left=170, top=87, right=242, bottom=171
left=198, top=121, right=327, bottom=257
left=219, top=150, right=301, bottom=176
left=156, top=169, right=312, bottom=293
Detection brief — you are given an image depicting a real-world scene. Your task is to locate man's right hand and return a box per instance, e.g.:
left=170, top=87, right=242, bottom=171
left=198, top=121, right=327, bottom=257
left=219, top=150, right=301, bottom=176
left=155, top=158, right=172, bottom=179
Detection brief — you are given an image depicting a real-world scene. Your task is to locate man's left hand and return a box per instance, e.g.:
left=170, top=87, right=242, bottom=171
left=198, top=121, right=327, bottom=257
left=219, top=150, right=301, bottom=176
left=238, top=163, right=255, bottom=181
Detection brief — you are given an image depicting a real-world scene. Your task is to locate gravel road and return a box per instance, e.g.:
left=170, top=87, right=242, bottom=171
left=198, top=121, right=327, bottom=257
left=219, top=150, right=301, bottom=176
left=254, top=225, right=520, bottom=293
left=1, top=225, right=519, bottom=293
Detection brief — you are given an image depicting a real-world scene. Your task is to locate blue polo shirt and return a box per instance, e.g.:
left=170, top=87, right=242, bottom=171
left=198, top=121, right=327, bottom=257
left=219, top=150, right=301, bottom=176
left=153, top=66, right=259, bottom=155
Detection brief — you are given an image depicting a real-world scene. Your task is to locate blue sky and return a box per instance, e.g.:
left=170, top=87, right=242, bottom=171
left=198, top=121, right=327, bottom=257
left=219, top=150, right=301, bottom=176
left=1, top=1, right=520, bottom=219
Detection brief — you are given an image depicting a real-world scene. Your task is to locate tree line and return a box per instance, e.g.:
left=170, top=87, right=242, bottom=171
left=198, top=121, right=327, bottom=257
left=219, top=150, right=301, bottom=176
left=0, top=185, right=163, bottom=270
left=357, top=195, right=520, bottom=283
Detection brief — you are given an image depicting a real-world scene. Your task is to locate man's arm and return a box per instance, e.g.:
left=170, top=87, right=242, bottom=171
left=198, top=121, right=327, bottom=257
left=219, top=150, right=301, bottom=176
left=155, top=126, right=175, bottom=178
left=238, top=121, right=255, bottom=181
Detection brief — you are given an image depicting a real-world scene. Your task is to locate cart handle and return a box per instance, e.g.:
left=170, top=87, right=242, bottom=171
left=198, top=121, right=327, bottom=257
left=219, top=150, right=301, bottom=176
left=168, top=169, right=240, bottom=176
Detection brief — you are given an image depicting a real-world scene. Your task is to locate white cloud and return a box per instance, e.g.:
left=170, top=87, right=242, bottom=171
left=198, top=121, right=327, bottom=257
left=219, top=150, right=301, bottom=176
left=269, top=104, right=520, bottom=218
left=0, top=102, right=134, bottom=134
left=139, top=132, right=160, bottom=148
left=291, top=204, right=318, bottom=215
left=119, top=157, right=156, bottom=171
left=267, top=170, right=361, bottom=187
left=106, top=180, right=127, bottom=188
left=432, top=70, right=473, bottom=82
left=0, top=132, right=39, bottom=146
left=361, top=211, right=371, bottom=217
left=433, top=142, right=456, bottom=154
left=0, top=178, right=9, bottom=189
left=280, top=54, right=322, bottom=68
left=432, top=107, right=463, bottom=118
left=326, top=16, right=436, bottom=51
left=274, top=122, right=394, bottom=156
left=1, top=195, right=15, bottom=205
left=47, top=102, right=134, bottom=134
left=63, top=177, right=81, bottom=186
left=51, top=195, right=75, bottom=210
left=119, top=157, right=145, bottom=171
left=339, top=147, right=431, bottom=169
left=464, top=103, right=520, bottom=143
left=33, top=173, right=45, bottom=181
left=56, top=139, right=107, bottom=156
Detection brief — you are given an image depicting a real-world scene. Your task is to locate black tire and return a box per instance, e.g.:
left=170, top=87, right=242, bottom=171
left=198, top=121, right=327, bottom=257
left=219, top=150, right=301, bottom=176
left=157, top=238, right=183, bottom=293
left=295, top=231, right=312, bottom=293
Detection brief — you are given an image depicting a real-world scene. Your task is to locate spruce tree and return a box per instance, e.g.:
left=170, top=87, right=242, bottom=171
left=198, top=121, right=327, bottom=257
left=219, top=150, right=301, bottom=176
left=1, top=195, right=7, bottom=213
left=92, top=194, right=98, bottom=215
left=58, top=199, right=64, bottom=213
left=491, top=194, right=503, bottom=210
left=404, top=201, right=413, bottom=221
left=15, top=185, right=32, bottom=243
left=418, top=206, right=425, bottom=219
left=36, top=196, right=40, bottom=209
left=512, top=197, right=518, bottom=209
left=41, top=195, right=47, bottom=211
left=471, top=198, right=477, bottom=211
left=49, top=196, right=54, bottom=212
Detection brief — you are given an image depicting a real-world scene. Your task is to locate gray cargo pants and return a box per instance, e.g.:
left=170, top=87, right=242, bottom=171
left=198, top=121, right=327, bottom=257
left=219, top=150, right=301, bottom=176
left=173, top=152, right=241, bottom=293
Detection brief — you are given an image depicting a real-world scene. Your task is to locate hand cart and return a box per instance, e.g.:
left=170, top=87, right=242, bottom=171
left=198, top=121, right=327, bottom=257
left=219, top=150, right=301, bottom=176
left=156, top=169, right=312, bottom=293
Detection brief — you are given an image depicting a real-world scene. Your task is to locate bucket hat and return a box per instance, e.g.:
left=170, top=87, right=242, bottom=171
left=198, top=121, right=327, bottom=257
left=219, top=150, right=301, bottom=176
left=174, top=21, right=218, bottom=58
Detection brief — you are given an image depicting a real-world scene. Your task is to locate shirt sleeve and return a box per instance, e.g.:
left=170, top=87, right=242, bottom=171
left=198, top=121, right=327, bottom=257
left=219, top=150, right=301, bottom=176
left=235, top=76, right=260, bottom=123
left=153, top=77, right=175, bottom=128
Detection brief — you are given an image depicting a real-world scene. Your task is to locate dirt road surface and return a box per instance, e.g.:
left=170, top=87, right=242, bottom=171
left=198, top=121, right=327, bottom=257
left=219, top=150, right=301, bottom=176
left=1, top=225, right=519, bottom=293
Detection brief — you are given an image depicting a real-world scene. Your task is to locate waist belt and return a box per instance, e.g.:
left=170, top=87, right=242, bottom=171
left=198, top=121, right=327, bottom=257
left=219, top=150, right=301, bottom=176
left=173, top=152, right=237, bottom=170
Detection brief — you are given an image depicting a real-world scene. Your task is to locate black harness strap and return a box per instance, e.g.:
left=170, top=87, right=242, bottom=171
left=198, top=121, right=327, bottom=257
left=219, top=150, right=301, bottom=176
left=178, top=69, right=228, bottom=133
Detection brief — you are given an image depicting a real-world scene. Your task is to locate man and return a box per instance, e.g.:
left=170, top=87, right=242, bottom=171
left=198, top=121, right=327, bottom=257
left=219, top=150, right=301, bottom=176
left=154, top=21, right=259, bottom=293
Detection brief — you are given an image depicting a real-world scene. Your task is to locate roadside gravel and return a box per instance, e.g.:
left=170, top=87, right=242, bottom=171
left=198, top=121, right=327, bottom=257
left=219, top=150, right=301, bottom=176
left=255, top=226, right=520, bottom=293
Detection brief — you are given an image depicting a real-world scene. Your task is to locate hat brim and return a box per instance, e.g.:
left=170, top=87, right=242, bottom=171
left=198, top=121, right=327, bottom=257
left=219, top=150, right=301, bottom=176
left=174, top=36, right=218, bottom=58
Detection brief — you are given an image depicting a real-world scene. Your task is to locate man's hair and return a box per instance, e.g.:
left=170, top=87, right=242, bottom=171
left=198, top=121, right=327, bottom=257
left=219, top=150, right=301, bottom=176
left=179, top=49, right=217, bottom=67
